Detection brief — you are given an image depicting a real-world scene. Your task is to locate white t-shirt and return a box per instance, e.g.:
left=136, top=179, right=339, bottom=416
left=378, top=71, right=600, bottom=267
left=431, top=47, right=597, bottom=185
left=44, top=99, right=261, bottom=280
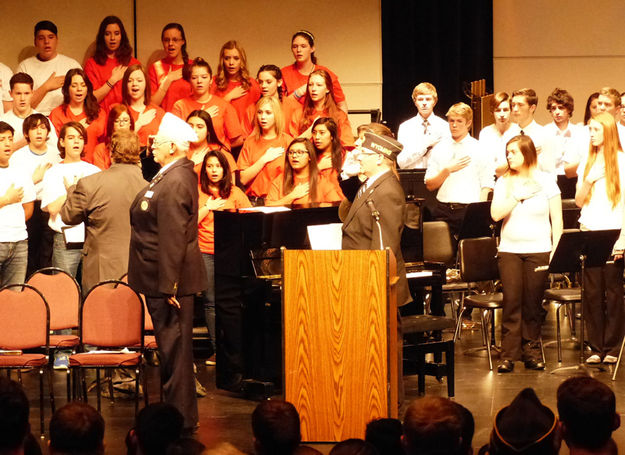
left=542, top=122, right=587, bottom=175
left=397, top=113, right=450, bottom=169
left=577, top=151, right=625, bottom=230
left=0, top=109, right=58, bottom=147
left=495, top=171, right=560, bottom=254
left=0, top=165, right=36, bottom=242
left=425, top=135, right=494, bottom=203
left=479, top=123, right=521, bottom=169
left=0, top=62, right=12, bottom=103
left=16, top=54, right=81, bottom=116
left=9, top=145, right=62, bottom=200
left=41, top=161, right=100, bottom=232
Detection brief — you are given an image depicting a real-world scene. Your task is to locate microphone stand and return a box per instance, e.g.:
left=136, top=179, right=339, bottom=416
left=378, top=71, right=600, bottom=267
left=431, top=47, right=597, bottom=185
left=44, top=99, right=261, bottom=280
left=367, top=199, right=384, bottom=250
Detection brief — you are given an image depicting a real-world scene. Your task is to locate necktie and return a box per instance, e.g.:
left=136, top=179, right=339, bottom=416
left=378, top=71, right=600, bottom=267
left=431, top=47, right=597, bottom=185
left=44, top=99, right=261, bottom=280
left=423, top=119, right=430, bottom=135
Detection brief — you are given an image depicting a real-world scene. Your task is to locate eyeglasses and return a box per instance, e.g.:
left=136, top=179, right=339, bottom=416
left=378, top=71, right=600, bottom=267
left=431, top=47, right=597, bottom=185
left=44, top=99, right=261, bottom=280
left=114, top=117, right=131, bottom=126
left=288, top=150, right=309, bottom=157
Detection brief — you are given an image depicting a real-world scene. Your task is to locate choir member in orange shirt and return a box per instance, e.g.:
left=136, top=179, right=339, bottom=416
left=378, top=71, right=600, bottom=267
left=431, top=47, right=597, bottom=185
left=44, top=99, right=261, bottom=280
left=281, top=30, right=348, bottom=113
left=121, top=64, right=165, bottom=147
left=93, top=104, right=134, bottom=170
left=210, top=41, right=260, bottom=137
left=171, top=58, right=244, bottom=150
left=312, top=117, right=345, bottom=198
left=84, top=16, right=141, bottom=111
left=149, top=23, right=193, bottom=112
left=50, top=69, right=106, bottom=164
left=186, top=110, right=236, bottom=172
left=289, top=69, right=354, bottom=148
left=197, top=149, right=251, bottom=360
left=266, top=138, right=342, bottom=206
left=253, top=65, right=300, bottom=132
left=237, top=96, right=292, bottom=203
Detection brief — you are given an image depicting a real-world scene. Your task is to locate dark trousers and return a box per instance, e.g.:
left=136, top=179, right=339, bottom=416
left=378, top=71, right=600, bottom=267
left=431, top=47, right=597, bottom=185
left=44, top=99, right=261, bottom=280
left=145, top=294, right=198, bottom=429
left=431, top=201, right=468, bottom=240
left=26, top=201, right=54, bottom=277
left=583, top=261, right=625, bottom=357
left=498, top=252, right=549, bottom=361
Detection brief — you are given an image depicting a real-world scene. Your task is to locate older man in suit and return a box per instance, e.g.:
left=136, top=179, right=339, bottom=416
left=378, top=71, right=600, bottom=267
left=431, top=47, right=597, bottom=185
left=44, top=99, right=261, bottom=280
left=128, top=113, right=206, bottom=434
left=61, top=129, right=146, bottom=293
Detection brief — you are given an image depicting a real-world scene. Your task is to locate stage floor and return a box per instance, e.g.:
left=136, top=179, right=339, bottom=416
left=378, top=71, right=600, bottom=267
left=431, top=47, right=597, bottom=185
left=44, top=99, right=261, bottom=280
left=18, top=303, right=625, bottom=454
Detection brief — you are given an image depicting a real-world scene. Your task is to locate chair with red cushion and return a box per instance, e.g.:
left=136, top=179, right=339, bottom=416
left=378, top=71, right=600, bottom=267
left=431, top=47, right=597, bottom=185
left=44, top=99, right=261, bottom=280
left=27, top=267, right=81, bottom=398
left=69, top=280, right=144, bottom=415
left=0, top=283, right=54, bottom=435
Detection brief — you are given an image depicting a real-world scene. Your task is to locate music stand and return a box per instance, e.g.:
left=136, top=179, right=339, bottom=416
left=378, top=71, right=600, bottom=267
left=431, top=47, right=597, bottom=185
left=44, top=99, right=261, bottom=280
left=457, top=201, right=498, bottom=240
left=548, top=229, right=619, bottom=374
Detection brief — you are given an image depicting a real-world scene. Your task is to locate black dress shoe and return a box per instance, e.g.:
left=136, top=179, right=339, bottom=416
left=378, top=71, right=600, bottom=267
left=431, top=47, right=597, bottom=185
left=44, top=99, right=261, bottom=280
left=524, top=358, right=545, bottom=370
left=497, top=360, right=514, bottom=373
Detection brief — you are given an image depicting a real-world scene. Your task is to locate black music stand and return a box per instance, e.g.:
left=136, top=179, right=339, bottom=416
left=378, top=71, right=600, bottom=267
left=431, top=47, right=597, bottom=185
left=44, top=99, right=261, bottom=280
left=457, top=201, right=498, bottom=240
left=548, top=229, right=619, bottom=374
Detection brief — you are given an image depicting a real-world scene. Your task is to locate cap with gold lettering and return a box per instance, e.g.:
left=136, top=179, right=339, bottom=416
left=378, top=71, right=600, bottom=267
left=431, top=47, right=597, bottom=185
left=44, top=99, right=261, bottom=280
left=361, top=132, right=403, bottom=161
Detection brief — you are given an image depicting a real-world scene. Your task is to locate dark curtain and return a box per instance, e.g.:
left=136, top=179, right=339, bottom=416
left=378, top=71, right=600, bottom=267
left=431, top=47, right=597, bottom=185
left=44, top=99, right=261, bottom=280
left=381, top=0, right=493, bottom=133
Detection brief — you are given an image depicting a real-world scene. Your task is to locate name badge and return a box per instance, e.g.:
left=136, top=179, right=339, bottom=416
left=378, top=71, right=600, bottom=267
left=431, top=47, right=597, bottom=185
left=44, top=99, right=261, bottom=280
left=145, top=190, right=154, bottom=199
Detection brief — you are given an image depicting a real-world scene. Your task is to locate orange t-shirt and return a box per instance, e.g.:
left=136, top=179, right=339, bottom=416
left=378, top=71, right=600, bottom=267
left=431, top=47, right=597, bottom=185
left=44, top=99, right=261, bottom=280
left=289, top=106, right=355, bottom=148
left=197, top=186, right=251, bottom=254
left=84, top=56, right=142, bottom=112
left=266, top=172, right=342, bottom=205
left=128, top=104, right=165, bottom=147
left=171, top=96, right=243, bottom=149
left=210, top=77, right=261, bottom=136
left=280, top=63, right=346, bottom=104
left=49, top=105, right=106, bottom=164
left=237, top=132, right=292, bottom=198
left=93, top=143, right=110, bottom=170
left=149, top=58, right=193, bottom=112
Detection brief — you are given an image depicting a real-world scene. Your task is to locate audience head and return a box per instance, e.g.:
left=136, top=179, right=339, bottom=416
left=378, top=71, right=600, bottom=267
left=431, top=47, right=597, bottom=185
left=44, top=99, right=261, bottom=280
left=106, top=104, right=135, bottom=142
left=49, top=402, right=104, bottom=455
left=291, top=30, right=317, bottom=65
left=598, top=87, right=621, bottom=117
left=252, top=399, right=301, bottom=455
left=511, top=88, right=538, bottom=127
left=122, top=64, right=151, bottom=105
left=34, top=20, right=58, bottom=61
left=486, top=388, right=560, bottom=455
left=365, top=418, right=403, bottom=455
left=110, top=129, right=141, bottom=165
left=557, top=376, right=620, bottom=451
left=411, top=82, right=438, bottom=114
left=584, top=92, right=600, bottom=125
left=546, top=88, right=574, bottom=125
left=23, top=113, right=51, bottom=146
left=506, top=134, right=537, bottom=174
left=257, top=65, right=285, bottom=99
left=94, top=15, right=133, bottom=65
left=0, top=377, right=30, bottom=454
left=58, top=121, right=88, bottom=158
left=446, top=102, right=473, bottom=140
left=165, top=438, right=206, bottom=455
left=329, top=439, right=378, bottom=455
left=132, top=403, right=184, bottom=455
left=402, top=396, right=465, bottom=455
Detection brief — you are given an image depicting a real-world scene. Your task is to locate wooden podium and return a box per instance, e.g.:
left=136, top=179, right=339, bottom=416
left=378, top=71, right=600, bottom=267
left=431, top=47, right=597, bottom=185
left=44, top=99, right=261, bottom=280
left=282, top=249, right=399, bottom=442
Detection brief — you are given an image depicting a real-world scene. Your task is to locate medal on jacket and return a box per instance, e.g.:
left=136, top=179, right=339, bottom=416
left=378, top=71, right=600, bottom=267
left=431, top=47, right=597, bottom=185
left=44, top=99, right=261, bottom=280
left=140, top=200, right=149, bottom=211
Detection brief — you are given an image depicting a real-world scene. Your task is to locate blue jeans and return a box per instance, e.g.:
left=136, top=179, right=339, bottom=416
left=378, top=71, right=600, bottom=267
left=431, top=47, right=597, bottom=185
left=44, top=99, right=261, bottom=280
left=0, top=239, right=28, bottom=287
left=52, top=232, right=82, bottom=278
left=202, top=253, right=216, bottom=350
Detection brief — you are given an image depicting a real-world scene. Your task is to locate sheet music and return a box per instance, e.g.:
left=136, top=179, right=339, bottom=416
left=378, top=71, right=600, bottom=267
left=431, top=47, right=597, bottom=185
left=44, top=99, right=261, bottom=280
left=238, top=206, right=291, bottom=213
left=62, top=224, right=85, bottom=245
left=307, top=223, right=343, bottom=250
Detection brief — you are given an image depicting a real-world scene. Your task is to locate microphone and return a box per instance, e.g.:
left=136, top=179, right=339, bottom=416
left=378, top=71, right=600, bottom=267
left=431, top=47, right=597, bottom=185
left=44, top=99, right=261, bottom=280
left=366, top=199, right=380, bottom=221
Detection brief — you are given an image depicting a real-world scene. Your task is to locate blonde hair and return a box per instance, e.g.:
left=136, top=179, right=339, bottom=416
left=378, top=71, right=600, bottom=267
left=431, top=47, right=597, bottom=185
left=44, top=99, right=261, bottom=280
left=446, top=102, right=472, bottom=123
left=583, top=112, right=622, bottom=208
left=599, top=87, right=622, bottom=108
left=411, top=82, right=438, bottom=103
left=254, top=96, right=284, bottom=139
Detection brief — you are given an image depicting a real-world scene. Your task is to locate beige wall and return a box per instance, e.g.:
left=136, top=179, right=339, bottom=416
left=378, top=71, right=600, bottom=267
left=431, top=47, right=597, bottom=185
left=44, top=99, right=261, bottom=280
left=1, top=0, right=381, bottom=128
left=493, top=0, right=625, bottom=125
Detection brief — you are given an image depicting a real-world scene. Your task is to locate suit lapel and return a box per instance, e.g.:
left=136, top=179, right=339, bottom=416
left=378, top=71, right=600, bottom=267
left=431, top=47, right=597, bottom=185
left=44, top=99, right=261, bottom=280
left=343, top=171, right=393, bottom=228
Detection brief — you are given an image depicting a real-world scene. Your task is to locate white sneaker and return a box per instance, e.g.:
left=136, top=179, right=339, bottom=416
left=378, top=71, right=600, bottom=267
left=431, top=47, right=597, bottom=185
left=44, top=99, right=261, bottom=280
left=586, top=354, right=602, bottom=364
left=603, top=355, right=618, bottom=364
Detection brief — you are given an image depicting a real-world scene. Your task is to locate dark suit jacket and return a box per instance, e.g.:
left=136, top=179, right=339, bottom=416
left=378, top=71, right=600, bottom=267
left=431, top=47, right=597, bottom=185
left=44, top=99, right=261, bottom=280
left=61, top=163, right=147, bottom=293
left=128, top=158, right=207, bottom=297
left=342, top=170, right=411, bottom=306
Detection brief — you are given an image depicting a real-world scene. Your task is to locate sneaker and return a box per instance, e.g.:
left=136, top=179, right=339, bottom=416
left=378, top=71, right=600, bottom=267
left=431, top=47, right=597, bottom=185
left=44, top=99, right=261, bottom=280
left=53, top=353, right=70, bottom=370
left=604, top=355, right=618, bottom=364
left=205, top=354, right=216, bottom=366
left=195, top=377, right=207, bottom=397
left=586, top=354, right=602, bottom=364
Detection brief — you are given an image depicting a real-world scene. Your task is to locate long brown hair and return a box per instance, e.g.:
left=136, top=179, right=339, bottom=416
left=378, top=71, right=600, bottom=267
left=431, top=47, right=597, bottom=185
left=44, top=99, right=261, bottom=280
left=121, top=64, right=151, bottom=105
left=214, top=40, right=251, bottom=91
left=199, top=150, right=233, bottom=199
left=61, top=69, right=100, bottom=123
left=583, top=112, right=622, bottom=208
left=298, top=69, right=340, bottom=133
left=312, top=117, right=343, bottom=173
left=93, top=16, right=133, bottom=66
left=283, top=138, right=319, bottom=203
left=504, top=134, right=537, bottom=176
